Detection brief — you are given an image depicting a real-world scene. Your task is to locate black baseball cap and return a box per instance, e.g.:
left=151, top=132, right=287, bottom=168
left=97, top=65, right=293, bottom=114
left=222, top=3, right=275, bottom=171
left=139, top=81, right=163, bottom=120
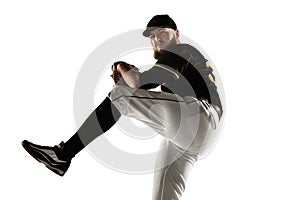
left=142, top=15, right=177, bottom=37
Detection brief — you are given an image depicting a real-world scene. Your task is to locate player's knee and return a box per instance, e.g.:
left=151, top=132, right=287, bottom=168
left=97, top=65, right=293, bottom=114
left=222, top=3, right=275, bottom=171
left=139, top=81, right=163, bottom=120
left=109, top=85, right=135, bottom=102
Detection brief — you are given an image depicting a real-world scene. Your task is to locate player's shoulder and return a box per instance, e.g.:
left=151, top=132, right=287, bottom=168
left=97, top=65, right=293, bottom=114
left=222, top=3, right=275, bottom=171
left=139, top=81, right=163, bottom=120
left=167, top=43, right=195, bottom=50
left=166, top=43, right=192, bottom=51
left=167, top=43, right=205, bottom=60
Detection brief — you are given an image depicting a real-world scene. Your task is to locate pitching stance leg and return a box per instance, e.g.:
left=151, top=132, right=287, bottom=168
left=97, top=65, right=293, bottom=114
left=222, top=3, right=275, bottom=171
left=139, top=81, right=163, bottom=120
left=109, top=85, right=220, bottom=199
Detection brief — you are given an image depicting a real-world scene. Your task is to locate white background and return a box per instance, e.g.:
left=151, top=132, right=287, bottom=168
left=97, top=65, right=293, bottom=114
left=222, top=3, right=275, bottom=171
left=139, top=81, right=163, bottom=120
left=1, top=0, right=300, bottom=199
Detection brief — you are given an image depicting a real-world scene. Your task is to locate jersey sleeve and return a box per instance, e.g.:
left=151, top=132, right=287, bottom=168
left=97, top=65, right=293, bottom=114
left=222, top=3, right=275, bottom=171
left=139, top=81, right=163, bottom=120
left=155, top=48, right=189, bottom=74
left=139, top=54, right=181, bottom=90
left=138, top=67, right=161, bottom=90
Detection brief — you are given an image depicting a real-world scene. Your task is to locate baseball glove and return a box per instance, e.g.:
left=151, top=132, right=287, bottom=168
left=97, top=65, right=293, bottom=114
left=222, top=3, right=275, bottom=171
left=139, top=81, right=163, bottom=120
left=111, top=61, right=139, bottom=86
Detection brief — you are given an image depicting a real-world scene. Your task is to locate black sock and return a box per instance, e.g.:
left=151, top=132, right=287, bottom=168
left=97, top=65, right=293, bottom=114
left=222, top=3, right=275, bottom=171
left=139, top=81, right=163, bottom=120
left=62, top=97, right=121, bottom=160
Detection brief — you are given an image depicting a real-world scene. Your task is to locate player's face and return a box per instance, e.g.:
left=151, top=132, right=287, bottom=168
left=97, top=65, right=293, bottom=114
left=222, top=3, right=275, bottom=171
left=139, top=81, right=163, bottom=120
left=149, top=28, right=178, bottom=52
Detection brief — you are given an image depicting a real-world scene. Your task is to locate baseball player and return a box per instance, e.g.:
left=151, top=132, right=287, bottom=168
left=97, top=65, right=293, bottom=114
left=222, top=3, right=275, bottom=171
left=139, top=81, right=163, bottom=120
left=22, top=15, right=223, bottom=200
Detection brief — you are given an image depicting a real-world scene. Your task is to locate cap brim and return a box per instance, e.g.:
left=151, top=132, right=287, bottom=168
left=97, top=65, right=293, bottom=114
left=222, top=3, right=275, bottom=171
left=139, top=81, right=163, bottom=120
left=142, top=26, right=176, bottom=37
left=142, top=27, right=156, bottom=37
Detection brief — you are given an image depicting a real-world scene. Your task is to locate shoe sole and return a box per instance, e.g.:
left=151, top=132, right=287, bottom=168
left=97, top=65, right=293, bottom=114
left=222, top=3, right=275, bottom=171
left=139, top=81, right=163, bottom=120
left=22, top=140, right=66, bottom=176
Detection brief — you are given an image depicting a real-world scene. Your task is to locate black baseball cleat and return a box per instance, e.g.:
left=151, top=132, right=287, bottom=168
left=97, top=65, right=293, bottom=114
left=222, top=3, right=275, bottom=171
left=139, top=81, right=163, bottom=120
left=22, top=140, right=71, bottom=176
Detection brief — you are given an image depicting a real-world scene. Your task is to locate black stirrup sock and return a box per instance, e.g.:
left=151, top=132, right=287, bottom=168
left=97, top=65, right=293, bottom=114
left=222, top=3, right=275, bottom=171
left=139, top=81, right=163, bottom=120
left=62, top=97, right=121, bottom=159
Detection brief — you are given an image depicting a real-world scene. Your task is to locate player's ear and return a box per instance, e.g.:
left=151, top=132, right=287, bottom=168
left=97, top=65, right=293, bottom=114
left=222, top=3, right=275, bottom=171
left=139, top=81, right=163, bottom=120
left=175, top=29, right=179, bottom=39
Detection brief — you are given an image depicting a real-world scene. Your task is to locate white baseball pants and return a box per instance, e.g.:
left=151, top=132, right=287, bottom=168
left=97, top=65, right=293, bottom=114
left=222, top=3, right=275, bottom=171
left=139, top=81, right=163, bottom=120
left=109, top=85, right=220, bottom=200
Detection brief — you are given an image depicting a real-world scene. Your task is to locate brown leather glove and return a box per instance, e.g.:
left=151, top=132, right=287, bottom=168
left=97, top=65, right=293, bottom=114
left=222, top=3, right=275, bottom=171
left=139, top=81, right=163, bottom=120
left=111, top=61, right=139, bottom=86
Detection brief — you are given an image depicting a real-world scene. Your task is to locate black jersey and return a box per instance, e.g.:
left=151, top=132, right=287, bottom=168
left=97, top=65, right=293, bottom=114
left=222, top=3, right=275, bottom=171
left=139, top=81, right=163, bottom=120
left=139, top=43, right=223, bottom=112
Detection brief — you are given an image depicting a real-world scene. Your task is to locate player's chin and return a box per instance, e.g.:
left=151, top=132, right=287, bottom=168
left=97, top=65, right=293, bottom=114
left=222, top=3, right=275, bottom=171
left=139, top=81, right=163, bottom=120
left=153, top=50, right=165, bottom=60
